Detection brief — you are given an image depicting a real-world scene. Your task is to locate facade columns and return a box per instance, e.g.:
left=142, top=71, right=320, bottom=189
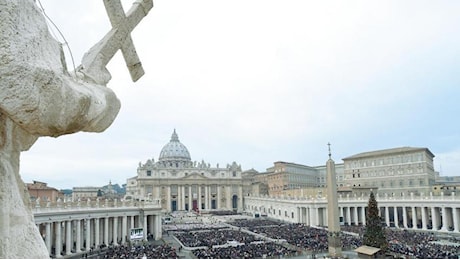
left=166, top=186, right=171, bottom=212
left=198, top=186, right=202, bottom=210
left=143, top=215, right=148, bottom=241
left=217, top=186, right=221, bottom=209
left=205, top=185, right=210, bottom=210
left=226, top=185, right=232, bottom=209
left=411, top=206, right=417, bottom=229
left=181, top=186, right=185, bottom=210
left=155, top=214, right=161, bottom=240
left=188, top=186, right=192, bottom=211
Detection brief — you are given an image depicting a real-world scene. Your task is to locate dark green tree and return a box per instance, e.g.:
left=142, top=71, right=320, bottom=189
left=363, top=191, right=388, bottom=252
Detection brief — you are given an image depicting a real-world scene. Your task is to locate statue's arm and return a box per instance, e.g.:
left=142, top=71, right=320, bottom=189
left=0, top=64, right=121, bottom=137
left=0, top=0, right=120, bottom=137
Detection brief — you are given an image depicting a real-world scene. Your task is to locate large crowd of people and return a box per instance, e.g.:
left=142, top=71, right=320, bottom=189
left=99, top=244, right=178, bottom=259
left=341, top=225, right=460, bottom=258
left=174, top=229, right=262, bottom=248
left=83, top=214, right=459, bottom=259
left=193, top=242, right=298, bottom=259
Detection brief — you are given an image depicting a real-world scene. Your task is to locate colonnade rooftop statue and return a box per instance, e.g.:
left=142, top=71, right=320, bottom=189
left=0, top=0, right=152, bottom=258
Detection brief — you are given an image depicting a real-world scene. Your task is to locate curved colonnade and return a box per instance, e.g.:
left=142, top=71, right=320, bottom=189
left=32, top=199, right=163, bottom=258
left=244, top=193, right=460, bottom=234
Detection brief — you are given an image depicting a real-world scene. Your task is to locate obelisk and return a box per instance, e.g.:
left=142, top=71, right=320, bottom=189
left=326, top=143, right=342, bottom=257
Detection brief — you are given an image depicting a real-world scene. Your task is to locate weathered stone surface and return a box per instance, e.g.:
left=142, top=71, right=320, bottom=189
left=0, top=0, right=129, bottom=258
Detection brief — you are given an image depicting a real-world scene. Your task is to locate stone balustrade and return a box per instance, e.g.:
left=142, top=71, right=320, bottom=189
left=31, top=197, right=161, bottom=213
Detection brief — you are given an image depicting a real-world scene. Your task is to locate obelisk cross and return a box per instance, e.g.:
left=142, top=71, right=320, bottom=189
left=78, top=0, right=153, bottom=84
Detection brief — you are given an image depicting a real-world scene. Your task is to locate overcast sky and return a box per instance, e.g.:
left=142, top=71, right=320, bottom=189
left=20, top=0, right=460, bottom=190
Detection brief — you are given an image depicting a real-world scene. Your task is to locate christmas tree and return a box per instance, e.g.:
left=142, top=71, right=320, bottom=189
left=363, top=191, right=388, bottom=252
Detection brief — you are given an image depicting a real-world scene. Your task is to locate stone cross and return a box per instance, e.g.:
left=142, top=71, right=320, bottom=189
left=78, top=0, right=153, bottom=84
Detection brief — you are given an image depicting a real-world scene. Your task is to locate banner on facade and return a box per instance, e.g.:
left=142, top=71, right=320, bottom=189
left=130, top=228, right=144, bottom=240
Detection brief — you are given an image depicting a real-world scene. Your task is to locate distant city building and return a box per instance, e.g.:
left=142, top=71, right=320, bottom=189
left=126, top=129, right=247, bottom=212
left=72, top=181, right=123, bottom=201
left=342, top=147, right=436, bottom=196
left=262, top=161, right=345, bottom=196
left=27, top=180, right=63, bottom=202
left=433, top=175, right=460, bottom=195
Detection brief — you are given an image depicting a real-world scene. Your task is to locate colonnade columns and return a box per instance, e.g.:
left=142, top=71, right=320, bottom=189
left=65, top=220, right=72, bottom=255
left=361, top=207, right=366, bottom=226
left=339, top=207, right=343, bottom=225
left=394, top=207, right=399, bottom=228
left=353, top=207, right=358, bottom=225
left=113, top=217, right=119, bottom=245
left=441, top=207, right=448, bottom=231
left=453, top=208, right=459, bottom=232
left=122, top=216, right=127, bottom=244
left=315, top=207, right=320, bottom=226
left=411, top=206, right=417, bottom=229
left=95, top=218, right=100, bottom=248
left=76, top=220, right=82, bottom=253
left=45, top=223, right=51, bottom=254
left=421, top=207, right=427, bottom=230
left=385, top=207, right=390, bottom=227
left=85, top=219, right=91, bottom=251
left=104, top=217, right=109, bottom=245
left=297, top=207, right=302, bottom=223
left=55, top=221, right=62, bottom=258
left=402, top=207, right=408, bottom=228
left=130, top=216, right=135, bottom=228
left=431, top=207, right=439, bottom=231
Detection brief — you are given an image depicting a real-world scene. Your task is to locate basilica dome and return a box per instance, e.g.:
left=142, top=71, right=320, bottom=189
left=159, top=129, right=191, bottom=162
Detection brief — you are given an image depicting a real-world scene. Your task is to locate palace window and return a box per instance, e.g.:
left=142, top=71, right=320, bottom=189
left=147, top=170, right=152, bottom=176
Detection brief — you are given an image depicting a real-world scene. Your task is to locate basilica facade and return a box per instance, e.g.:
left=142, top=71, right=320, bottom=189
left=125, top=130, right=245, bottom=212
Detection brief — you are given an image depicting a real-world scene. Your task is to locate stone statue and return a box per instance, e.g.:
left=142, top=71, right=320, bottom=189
left=0, top=0, right=152, bottom=258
